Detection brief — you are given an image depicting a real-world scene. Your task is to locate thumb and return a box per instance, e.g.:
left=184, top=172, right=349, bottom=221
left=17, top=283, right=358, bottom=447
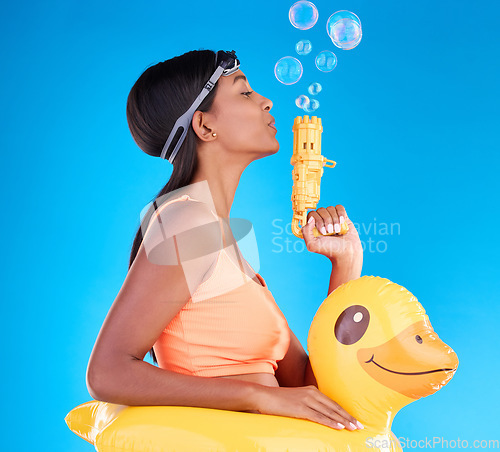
left=340, top=212, right=358, bottom=237
left=301, top=215, right=316, bottom=244
left=343, top=211, right=355, bottom=230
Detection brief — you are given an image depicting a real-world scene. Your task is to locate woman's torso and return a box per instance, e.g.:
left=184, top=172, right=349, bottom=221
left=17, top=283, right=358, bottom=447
left=201, top=223, right=281, bottom=390
left=207, top=257, right=280, bottom=413
left=150, top=194, right=287, bottom=392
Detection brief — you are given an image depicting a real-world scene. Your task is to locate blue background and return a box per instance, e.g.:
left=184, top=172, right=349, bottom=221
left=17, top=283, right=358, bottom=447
left=2, top=0, right=499, bottom=450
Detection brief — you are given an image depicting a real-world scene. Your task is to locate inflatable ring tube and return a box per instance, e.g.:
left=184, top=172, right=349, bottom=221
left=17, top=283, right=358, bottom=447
left=66, top=276, right=459, bottom=452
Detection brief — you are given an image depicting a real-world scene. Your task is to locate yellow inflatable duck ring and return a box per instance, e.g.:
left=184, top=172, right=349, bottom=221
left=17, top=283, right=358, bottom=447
left=65, top=276, right=458, bottom=451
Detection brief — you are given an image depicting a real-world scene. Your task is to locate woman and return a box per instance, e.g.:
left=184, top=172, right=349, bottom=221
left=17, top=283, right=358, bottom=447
left=86, top=49, right=364, bottom=432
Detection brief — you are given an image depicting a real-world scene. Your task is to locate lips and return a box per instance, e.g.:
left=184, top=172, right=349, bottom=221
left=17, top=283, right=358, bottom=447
left=268, top=121, right=277, bottom=131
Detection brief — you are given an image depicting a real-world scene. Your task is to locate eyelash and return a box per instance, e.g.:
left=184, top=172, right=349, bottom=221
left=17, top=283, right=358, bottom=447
left=242, top=91, right=253, bottom=97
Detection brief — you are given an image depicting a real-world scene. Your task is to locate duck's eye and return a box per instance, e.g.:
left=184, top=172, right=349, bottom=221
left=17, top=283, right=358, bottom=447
left=415, top=335, right=423, bottom=344
left=334, top=305, right=370, bottom=345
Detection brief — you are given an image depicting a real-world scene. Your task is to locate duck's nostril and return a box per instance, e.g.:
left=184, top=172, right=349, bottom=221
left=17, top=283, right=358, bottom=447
left=415, top=335, right=423, bottom=344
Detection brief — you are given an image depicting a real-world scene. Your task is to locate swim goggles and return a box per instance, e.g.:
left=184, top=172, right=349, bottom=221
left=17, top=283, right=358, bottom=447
left=160, top=50, right=240, bottom=163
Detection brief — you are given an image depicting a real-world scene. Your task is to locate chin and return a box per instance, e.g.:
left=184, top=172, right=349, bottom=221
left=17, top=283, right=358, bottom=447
left=263, top=145, right=279, bottom=158
left=269, top=140, right=280, bottom=154
left=251, top=141, right=279, bottom=161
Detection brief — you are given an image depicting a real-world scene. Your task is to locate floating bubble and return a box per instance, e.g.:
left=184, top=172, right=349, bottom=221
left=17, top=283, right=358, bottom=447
left=289, top=1, right=319, bottom=30
left=303, top=98, right=320, bottom=113
left=295, top=39, right=312, bottom=56
left=315, top=51, right=337, bottom=72
left=327, top=10, right=362, bottom=50
left=308, top=82, right=322, bottom=95
left=295, top=95, right=310, bottom=109
left=274, top=56, right=303, bottom=85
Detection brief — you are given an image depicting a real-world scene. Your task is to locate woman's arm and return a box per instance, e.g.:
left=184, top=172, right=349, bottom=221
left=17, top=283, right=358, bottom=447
left=86, top=202, right=260, bottom=411
left=275, top=328, right=311, bottom=388
left=87, top=355, right=261, bottom=410
left=282, top=255, right=362, bottom=389
left=300, top=205, right=363, bottom=295
left=275, top=327, right=319, bottom=388
left=304, top=357, right=318, bottom=387
left=327, top=252, right=363, bottom=296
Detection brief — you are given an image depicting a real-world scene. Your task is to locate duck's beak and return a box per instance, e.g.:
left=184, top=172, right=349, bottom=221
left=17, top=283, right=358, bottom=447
left=357, top=320, right=459, bottom=399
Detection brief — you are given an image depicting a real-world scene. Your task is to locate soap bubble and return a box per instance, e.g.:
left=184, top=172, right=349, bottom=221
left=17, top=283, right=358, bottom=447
left=289, top=1, right=318, bottom=30
left=304, top=98, right=320, bottom=113
left=295, top=39, right=312, bottom=56
left=308, top=82, right=322, bottom=95
left=315, top=51, right=337, bottom=72
left=295, top=95, right=310, bottom=109
left=274, top=56, right=303, bottom=85
left=327, top=10, right=362, bottom=50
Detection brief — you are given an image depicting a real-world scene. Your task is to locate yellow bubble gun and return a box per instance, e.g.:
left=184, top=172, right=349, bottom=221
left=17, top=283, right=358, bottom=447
left=291, top=115, right=349, bottom=239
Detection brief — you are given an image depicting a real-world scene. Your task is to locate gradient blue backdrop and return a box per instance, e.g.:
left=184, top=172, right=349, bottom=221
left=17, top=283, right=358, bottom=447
left=2, top=0, right=499, bottom=450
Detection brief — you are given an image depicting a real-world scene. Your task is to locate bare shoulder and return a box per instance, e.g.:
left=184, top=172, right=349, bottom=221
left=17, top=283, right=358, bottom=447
left=141, top=198, right=223, bottom=265
left=152, top=197, right=217, bottom=227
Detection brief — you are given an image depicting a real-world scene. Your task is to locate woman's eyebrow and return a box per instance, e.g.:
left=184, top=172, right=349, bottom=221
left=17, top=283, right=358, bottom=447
left=232, top=75, right=247, bottom=85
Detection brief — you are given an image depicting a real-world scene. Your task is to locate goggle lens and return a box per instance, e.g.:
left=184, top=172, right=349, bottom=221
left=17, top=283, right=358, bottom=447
left=216, top=50, right=240, bottom=75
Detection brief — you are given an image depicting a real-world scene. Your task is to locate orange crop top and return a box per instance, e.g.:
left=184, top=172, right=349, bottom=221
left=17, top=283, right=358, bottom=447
left=149, top=195, right=291, bottom=377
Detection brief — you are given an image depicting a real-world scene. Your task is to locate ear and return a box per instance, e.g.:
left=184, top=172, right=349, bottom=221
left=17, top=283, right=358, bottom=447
left=192, top=111, right=216, bottom=143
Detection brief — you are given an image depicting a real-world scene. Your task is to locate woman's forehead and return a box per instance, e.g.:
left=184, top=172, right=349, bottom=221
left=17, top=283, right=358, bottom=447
left=221, top=70, right=248, bottom=87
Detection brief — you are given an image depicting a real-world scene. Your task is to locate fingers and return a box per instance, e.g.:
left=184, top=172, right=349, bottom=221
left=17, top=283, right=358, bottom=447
left=308, top=205, right=349, bottom=236
left=301, top=205, right=360, bottom=259
left=312, top=209, right=329, bottom=235
left=301, top=215, right=316, bottom=246
left=255, top=385, right=364, bottom=433
left=306, top=402, right=355, bottom=430
left=302, top=406, right=347, bottom=430
left=334, top=205, right=348, bottom=230
left=325, top=206, right=340, bottom=234
left=307, top=389, right=363, bottom=431
left=325, top=400, right=363, bottom=431
left=302, top=216, right=339, bottom=256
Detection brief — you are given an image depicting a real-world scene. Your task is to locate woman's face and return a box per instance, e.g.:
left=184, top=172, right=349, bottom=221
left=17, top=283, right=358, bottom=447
left=206, top=69, right=279, bottom=159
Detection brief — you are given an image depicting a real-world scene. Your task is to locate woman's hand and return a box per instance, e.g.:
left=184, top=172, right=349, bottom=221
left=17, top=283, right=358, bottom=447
left=252, top=385, right=363, bottom=431
left=301, top=205, right=362, bottom=264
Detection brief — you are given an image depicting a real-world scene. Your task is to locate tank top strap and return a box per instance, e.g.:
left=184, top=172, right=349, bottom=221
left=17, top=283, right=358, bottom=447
left=182, top=196, right=247, bottom=276
left=151, top=194, right=218, bottom=223
left=182, top=196, right=228, bottom=250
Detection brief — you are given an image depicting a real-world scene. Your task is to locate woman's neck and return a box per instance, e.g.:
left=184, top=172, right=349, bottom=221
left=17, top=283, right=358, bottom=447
left=190, top=158, right=246, bottom=219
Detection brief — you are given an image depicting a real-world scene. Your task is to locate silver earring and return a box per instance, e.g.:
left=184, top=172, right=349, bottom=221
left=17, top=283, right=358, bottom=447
left=212, top=132, right=217, bottom=137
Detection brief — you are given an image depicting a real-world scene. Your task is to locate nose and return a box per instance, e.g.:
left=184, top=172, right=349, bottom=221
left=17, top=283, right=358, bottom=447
left=262, top=95, right=273, bottom=111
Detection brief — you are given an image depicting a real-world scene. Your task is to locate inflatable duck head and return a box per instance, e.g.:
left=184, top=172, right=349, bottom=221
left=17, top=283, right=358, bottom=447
left=308, top=275, right=459, bottom=433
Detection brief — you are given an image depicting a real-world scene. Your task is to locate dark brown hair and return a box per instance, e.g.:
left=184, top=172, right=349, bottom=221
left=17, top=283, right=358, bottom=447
left=126, top=49, right=220, bottom=364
